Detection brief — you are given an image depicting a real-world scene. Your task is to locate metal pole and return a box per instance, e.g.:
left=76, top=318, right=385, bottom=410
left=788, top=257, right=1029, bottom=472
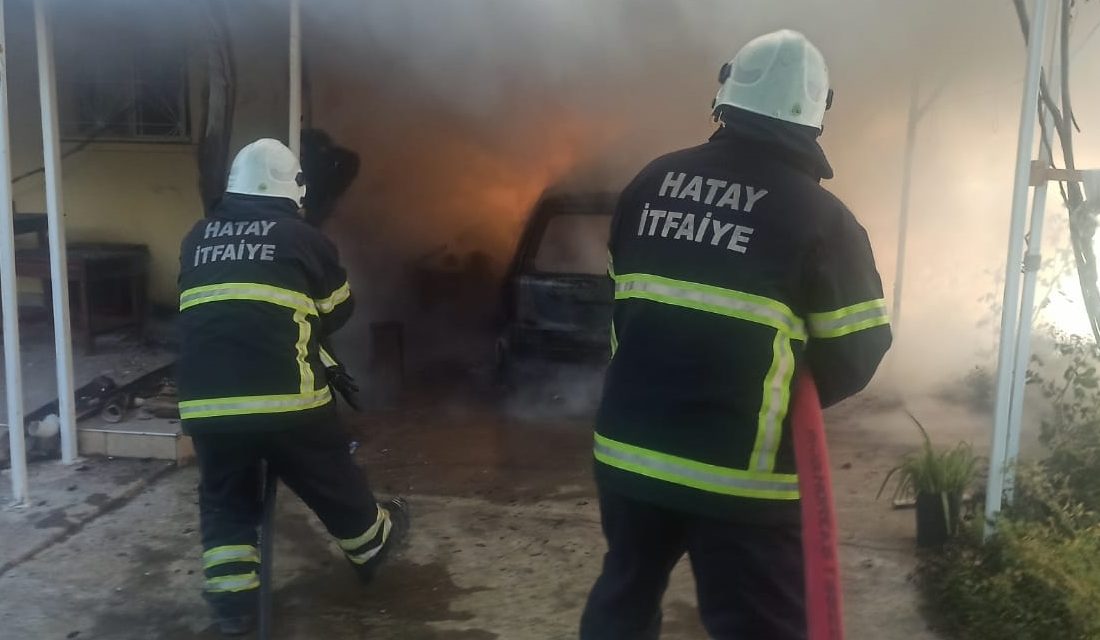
left=1004, top=180, right=1048, bottom=504
left=34, top=0, right=77, bottom=464
left=0, top=0, right=29, bottom=505
left=1004, top=8, right=1062, bottom=504
left=891, top=78, right=921, bottom=340
left=985, top=0, right=1050, bottom=539
left=288, top=0, right=302, bottom=157
left=258, top=462, right=277, bottom=640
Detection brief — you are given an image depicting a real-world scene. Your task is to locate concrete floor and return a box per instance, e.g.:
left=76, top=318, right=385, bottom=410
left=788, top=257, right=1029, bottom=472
left=0, top=365, right=978, bottom=639
left=0, top=322, right=174, bottom=421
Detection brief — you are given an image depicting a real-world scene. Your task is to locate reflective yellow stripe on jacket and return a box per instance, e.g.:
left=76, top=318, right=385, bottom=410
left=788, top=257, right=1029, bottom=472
left=179, top=388, right=333, bottom=420
left=317, top=281, right=351, bottom=314
left=612, top=272, right=806, bottom=340
left=594, top=432, right=800, bottom=500
left=319, top=346, right=339, bottom=368
left=807, top=299, right=889, bottom=339
left=179, top=282, right=339, bottom=420
left=180, top=282, right=317, bottom=314
left=609, top=271, right=801, bottom=480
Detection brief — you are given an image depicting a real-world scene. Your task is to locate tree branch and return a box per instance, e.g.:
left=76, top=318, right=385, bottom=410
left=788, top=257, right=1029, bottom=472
left=1012, top=0, right=1071, bottom=149
left=1060, top=0, right=1078, bottom=180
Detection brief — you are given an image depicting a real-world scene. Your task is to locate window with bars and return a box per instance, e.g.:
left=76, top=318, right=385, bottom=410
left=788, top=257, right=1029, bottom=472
left=55, top=6, right=192, bottom=142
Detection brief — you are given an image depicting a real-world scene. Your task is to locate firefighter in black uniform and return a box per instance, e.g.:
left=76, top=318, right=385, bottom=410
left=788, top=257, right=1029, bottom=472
left=580, top=30, right=891, bottom=640
left=177, top=138, right=408, bottom=635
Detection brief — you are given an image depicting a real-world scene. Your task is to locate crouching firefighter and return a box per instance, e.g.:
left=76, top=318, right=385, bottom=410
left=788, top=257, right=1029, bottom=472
left=580, top=30, right=891, bottom=640
left=177, top=138, right=409, bottom=635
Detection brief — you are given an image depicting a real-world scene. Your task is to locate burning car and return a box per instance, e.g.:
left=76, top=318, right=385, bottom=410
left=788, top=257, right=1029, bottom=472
left=497, top=190, right=616, bottom=381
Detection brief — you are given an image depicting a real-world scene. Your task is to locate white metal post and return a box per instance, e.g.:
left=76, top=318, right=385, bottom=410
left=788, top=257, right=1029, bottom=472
left=1003, top=16, right=1061, bottom=503
left=985, top=0, right=1050, bottom=539
left=288, top=0, right=302, bottom=157
left=34, top=0, right=77, bottom=464
left=891, top=78, right=921, bottom=339
left=1004, top=179, right=1048, bottom=503
left=0, top=0, right=29, bottom=505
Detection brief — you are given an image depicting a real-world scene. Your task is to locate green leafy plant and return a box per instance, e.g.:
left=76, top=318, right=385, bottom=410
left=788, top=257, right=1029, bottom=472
left=877, top=413, right=981, bottom=544
left=877, top=412, right=981, bottom=502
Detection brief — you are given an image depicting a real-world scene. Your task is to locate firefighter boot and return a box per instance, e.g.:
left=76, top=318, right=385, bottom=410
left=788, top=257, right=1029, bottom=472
left=205, top=592, right=257, bottom=637
left=216, top=614, right=255, bottom=637
left=349, top=497, right=410, bottom=585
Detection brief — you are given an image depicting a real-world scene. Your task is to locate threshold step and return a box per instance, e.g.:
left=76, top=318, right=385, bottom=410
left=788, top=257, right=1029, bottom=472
left=78, top=418, right=193, bottom=463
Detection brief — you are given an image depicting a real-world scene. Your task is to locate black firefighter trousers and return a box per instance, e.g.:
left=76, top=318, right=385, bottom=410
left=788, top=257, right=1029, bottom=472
left=192, top=421, right=382, bottom=616
left=580, top=489, right=807, bottom=640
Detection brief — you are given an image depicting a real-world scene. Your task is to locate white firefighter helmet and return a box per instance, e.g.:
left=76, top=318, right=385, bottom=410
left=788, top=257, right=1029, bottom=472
left=225, top=138, right=306, bottom=204
left=713, top=29, right=831, bottom=129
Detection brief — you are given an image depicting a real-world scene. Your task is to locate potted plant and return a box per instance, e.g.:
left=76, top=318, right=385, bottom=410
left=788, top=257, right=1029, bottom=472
left=877, top=412, right=981, bottom=548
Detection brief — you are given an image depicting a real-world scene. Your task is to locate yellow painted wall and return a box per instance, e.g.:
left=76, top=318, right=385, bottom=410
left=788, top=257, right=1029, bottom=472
left=12, top=145, right=203, bottom=306
left=5, top=0, right=288, bottom=308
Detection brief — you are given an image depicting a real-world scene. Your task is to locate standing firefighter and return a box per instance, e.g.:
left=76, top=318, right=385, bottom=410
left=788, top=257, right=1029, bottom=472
left=178, top=138, right=408, bottom=635
left=580, top=30, right=891, bottom=640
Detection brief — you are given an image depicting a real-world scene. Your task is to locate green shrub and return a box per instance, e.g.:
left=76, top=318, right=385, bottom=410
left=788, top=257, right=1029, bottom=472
left=920, top=329, right=1100, bottom=638
left=921, top=520, right=1100, bottom=640
left=938, top=365, right=994, bottom=412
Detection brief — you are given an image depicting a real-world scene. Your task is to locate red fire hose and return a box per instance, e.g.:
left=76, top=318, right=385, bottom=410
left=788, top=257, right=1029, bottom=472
left=791, top=369, right=845, bottom=640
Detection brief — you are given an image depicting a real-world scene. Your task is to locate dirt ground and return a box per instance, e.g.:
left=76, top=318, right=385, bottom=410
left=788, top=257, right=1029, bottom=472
left=0, top=359, right=980, bottom=639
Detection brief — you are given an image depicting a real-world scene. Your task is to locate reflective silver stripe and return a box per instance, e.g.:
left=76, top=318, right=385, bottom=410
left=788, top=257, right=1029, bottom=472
left=205, top=573, right=261, bottom=593
left=594, top=438, right=799, bottom=496
left=180, top=284, right=316, bottom=314
left=346, top=517, right=393, bottom=565
left=202, top=546, right=259, bottom=569
left=180, top=388, right=332, bottom=420
left=614, top=278, right=805, bottom=338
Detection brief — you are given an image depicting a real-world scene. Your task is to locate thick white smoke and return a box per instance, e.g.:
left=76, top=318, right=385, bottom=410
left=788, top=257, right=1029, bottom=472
left=287, top=0, right=1100, bottom=390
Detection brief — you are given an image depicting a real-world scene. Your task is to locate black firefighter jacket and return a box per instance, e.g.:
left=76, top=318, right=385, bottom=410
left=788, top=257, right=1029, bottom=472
left=176, top=194, right=353, bottom=434
left=596, top=117, right=892, bottom=524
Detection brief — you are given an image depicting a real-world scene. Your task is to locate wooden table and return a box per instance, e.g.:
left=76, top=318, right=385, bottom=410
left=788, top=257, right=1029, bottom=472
left=16, top=242, right=150, bottom=353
